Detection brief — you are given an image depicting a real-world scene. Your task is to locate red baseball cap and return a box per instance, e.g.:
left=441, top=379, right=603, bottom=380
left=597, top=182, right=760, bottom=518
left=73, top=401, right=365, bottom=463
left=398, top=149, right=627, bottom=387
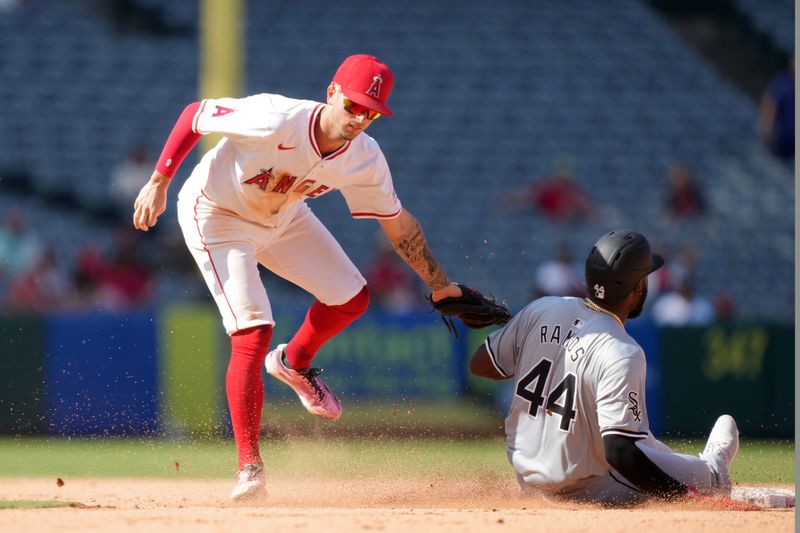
left=333, top=54, right=394, bottom=117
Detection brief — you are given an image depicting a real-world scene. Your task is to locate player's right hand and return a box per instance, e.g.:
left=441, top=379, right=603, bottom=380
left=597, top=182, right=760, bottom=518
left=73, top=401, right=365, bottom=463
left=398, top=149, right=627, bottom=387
left=133, top=171, right=170, bottom=231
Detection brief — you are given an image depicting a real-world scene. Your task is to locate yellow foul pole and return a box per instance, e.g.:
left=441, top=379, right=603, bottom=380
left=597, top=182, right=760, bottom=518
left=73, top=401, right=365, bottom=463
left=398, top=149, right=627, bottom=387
left=199, top=0, right=244, bottom=153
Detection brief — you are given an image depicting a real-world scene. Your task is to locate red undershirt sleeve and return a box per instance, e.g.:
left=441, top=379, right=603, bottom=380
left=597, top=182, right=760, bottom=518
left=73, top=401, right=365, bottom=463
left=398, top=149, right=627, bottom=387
left=154, top=101, right=203, bottom=178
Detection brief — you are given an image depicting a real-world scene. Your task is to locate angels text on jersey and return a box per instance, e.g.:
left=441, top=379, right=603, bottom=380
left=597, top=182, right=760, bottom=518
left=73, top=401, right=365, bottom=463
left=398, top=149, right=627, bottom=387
left=244, top=167, right=334, bottom=199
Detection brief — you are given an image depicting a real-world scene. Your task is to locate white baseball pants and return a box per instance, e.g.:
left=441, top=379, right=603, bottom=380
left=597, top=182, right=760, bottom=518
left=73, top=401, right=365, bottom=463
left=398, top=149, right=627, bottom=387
left=177, top=188, right=366, bottom=335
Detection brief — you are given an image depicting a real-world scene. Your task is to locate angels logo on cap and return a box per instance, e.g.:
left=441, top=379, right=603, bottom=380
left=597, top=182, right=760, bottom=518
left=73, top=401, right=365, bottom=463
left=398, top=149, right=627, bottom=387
left=366, top=74, right=383, bottom=98
left=334, top=54, right=394, bottom=117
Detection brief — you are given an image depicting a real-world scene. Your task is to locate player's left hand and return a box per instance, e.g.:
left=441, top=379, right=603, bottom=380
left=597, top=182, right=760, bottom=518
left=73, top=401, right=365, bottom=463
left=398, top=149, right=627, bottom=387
left=431, top=283, right=462, bottom=302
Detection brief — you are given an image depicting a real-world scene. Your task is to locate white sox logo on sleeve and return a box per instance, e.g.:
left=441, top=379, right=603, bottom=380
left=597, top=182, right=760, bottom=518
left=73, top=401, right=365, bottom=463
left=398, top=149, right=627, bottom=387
left=627, top=391, right=642, bottom=422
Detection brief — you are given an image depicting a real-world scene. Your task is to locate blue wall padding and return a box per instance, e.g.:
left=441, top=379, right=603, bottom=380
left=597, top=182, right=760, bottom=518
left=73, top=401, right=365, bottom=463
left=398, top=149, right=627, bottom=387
left=44, top=310, right=159, bottom=435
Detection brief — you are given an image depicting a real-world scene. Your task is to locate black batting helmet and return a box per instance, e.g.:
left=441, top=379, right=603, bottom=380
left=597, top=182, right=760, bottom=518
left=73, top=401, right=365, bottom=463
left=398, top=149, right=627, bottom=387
left=585, top=230, right=664, bottom=303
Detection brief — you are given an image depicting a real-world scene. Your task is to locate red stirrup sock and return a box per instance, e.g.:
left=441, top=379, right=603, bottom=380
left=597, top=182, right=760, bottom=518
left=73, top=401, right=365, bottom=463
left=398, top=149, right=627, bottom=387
left=285, top=285, right=370, bottom=370
left=227, top=324, right=272, bottom=470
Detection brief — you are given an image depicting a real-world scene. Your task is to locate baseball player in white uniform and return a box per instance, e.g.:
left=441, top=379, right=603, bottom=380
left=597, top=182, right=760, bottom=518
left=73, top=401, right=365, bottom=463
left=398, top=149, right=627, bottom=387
left=470, top=230, right=739, bottom=506
left=132, top=54, right=468, bottom=500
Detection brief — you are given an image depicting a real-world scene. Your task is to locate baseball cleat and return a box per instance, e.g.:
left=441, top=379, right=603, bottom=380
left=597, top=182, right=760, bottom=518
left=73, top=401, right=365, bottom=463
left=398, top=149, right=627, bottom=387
left=700, top=414, right=739, bottom=493
left=230, top=463, right=266, bottom=501
left=265, top=344, right=342, bottom=420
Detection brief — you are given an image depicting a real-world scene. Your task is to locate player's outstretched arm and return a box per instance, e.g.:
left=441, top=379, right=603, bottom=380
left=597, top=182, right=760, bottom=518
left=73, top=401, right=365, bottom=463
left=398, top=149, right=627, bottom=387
left=133, top=171, right=170, bottom=231
left=378, top=208, right=461, bottom=300
left=133, top=102, right=203, bottom=232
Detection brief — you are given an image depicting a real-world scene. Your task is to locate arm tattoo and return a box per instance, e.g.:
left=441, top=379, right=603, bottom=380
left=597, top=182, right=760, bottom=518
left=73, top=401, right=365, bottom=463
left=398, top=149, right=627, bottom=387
left=392, top=223, right=450, bottom=290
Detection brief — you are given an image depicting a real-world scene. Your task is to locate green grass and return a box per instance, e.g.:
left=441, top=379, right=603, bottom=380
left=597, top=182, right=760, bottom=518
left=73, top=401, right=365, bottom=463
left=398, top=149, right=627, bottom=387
left=0, top=436, right=508, bottom=479
left=0, top=436, right=793, bottom=484
left=0, top=500, right=79, bottom=509
left=265, top=399, right=505, bottom=437
left=0, top=437, right=239, bottom=478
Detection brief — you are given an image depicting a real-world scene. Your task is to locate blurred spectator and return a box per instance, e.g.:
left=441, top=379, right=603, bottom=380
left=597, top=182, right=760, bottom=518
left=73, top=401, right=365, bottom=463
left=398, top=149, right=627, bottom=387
left=110, top=144, right=152, bottom=212
left=0, top=209, right=43, bottom=279
left=499, top=155, right=599, bottom=223
left=1, top=221, right=156, bottom=314
left=651, top=279, right=714, bottom=326
left=712, top=291, right=737, bottom=323
left=6, top=246, right=72, bottom=314
left=364, top=234, right=423, bottom=314
left=758, top=56, right=794, bottom=162
left=71, top=243, right=127, bottom=312
left=101, top=228, right=154, bottom=309
left=664, top=162, right=705, bottom=222
left=532, top=244, right=583, bottom=299
left=75, top=243, right=109, bottom=285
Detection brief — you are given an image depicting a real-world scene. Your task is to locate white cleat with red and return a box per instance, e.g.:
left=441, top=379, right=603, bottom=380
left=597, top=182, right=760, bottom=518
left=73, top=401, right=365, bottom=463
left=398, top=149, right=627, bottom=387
left=265, top=344, right=342, bottom=420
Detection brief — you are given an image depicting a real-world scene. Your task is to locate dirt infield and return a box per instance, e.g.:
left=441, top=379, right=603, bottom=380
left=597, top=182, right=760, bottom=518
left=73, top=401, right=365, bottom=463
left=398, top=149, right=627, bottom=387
left=0, top=477, right=793, bottom=532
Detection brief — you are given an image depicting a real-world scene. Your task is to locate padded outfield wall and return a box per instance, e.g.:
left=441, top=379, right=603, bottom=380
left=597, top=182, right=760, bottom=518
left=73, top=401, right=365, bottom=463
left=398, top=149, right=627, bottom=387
left=0, top=307, right=792, bottom=438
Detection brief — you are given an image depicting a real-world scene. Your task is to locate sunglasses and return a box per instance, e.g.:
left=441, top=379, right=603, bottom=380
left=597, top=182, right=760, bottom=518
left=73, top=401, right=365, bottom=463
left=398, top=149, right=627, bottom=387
left=342, top=97, right=381, bottom=120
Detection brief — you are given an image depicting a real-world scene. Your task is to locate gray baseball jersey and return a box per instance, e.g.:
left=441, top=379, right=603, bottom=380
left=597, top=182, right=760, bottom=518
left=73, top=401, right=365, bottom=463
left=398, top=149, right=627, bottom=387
left=485, top=296, right=650, bottom=493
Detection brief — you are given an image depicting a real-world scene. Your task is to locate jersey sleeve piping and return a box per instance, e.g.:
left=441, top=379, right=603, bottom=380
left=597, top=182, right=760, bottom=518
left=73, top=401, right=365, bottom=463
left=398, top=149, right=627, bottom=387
left=192, top=99, right=208, bottom=133
left=351, top=208, right=402, bottom=219
left=308, top=104, right=324, bottom=158
left=484, top=338, right=510, bottom=378
left=600, top=427, right=649, bottom=439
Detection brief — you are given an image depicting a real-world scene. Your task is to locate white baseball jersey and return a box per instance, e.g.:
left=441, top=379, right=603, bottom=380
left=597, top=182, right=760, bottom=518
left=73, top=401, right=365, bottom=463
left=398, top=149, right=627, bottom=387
left=173, top=93, right=402, bottom=334
left=182, top=93, right=402, bottom=227
left=485, top=296, right=651, bottom=493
